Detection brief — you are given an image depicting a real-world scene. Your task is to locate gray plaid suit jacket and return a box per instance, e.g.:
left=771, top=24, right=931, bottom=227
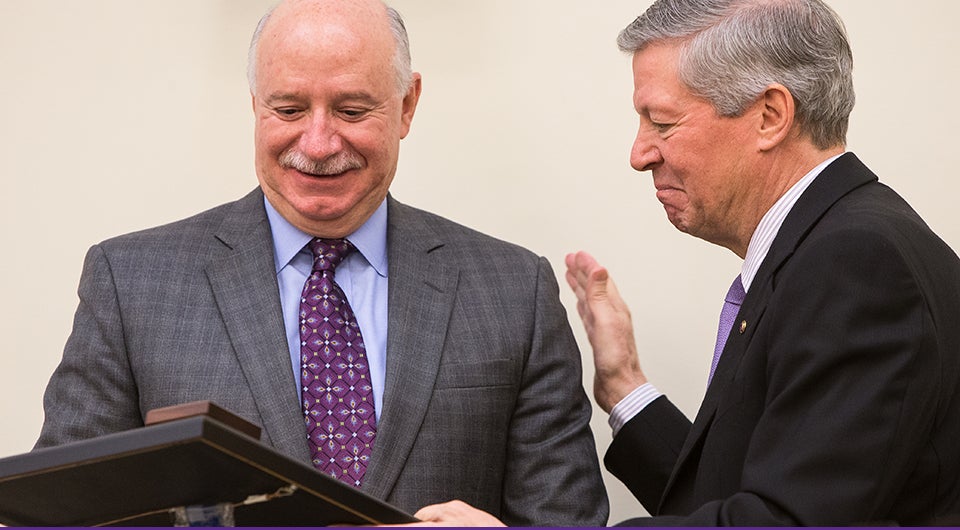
left=35, top=189, right=608, bottom=525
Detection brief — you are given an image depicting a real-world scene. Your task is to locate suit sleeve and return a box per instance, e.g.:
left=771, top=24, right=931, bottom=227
left=35, top=244, right=143, bottom=448
left=497, top=256, right=610, bottom=526
left=605, top=395, right=691, bottom=513
left=623, top=228, right=942, bottom=525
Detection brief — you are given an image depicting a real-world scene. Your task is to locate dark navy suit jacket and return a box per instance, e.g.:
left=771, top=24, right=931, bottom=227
left=608, top=153, right=960, bottom=525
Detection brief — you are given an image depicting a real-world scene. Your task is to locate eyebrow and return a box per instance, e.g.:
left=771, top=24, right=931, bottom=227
left=332, top=91, right=382, bottom=106
left=263, top=91, right=383, bottom=106
left=336, top=90, right=377, bottom=100
left=264, top=92, right=306, bottom=105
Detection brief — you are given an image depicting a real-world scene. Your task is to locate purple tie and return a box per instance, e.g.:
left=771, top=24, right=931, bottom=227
left=300, top=238, right=376, bottom=488
left=708, top=274, right=745, bottom=385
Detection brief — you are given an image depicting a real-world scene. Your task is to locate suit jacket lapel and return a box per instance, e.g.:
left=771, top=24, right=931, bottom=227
left=205, top=189, right=310, bottom=462
left=362, top=197, right=459, bottom=500
left=661, top=153, right=879, bottom=503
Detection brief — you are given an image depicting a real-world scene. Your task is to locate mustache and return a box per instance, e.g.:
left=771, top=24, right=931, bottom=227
left=279, top=149, right=363, bottom=176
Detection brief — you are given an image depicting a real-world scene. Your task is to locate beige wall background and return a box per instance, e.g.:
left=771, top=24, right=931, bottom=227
left=1, top=0, right=958, bottom=523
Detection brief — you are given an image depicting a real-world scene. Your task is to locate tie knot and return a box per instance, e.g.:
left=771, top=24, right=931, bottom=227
left=307, top=238, right=354, bottom=272
left=725, top=274, right=746, bottom=306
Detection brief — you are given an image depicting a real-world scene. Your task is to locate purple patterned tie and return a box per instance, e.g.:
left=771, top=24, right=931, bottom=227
left=708, top=274, right=745, bottom=385
left=300, top=238, right=376, bottom=488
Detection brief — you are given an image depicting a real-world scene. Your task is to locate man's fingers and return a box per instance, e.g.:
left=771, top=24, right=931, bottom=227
left=411, top=500, right=506, bottom=527
left=586, top=265, right=610, bottom=300
left=565, top=251, right=610, bottom=297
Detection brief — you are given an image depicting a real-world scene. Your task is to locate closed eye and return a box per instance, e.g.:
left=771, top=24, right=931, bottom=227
left=339, top=107, right=372, bottom=121
left=274, top=107, right=304, bottom=119
left=652, top=121, right=674, bottom=133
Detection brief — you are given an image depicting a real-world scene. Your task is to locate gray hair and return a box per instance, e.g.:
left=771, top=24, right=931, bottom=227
left=247, top=2, right=414, bottom=96
left=618, top=0, right=854, bottom=149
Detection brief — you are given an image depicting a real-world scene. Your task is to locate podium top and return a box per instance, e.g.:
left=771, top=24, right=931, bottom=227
left=0, top=414, right=415, bottom=526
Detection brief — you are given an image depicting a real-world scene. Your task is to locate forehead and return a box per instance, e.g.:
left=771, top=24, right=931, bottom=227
left=630, top=43, right=693, bottom=109
left=255, top=2, right=395, bottom=92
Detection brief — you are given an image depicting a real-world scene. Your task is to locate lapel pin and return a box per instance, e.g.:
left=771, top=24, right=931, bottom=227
left=739, top=320, right=747, bottom=334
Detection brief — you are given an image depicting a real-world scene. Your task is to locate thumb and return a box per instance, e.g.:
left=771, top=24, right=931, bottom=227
left=587, top=266, right=610, bottom=301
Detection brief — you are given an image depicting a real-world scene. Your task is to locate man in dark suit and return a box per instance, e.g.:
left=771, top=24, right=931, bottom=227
left=408, top=0, right=960, bottom=526
left=33, top=0, right=608, bottom=525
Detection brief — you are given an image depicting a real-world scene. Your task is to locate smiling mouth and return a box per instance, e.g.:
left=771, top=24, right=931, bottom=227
left=294, top=168, right=350, bottom=178
left=654, top=185, right=683, bottom=205
left=653, top=178, right=677, bottom=191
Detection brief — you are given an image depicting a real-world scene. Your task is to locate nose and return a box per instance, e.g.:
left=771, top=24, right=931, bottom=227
left=630, top=125, right=663, bottom=172
left=298, top=113, right=344, bottom=159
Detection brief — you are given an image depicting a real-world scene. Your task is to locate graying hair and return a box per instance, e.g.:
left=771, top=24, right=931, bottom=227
left=618, top=0, right=854, bottom=149
left=247, top=2, right=414, bottom=96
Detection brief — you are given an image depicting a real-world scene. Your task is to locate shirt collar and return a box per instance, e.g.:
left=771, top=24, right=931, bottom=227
left=263, top=196, right=389, bottom=278
left=741, top=153, right=844, bottom=291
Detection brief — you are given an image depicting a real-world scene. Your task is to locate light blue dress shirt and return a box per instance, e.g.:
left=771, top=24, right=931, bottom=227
left=264, top=197, right=388, bottom=421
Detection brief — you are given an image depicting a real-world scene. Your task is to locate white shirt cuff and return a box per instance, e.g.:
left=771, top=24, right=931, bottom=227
left=608, top=382, right=663, bottom=437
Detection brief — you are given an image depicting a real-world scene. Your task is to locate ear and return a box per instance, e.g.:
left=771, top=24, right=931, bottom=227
left=756, top=83, right=795, bottom=151
left=399, top=72, right=423, bottom=139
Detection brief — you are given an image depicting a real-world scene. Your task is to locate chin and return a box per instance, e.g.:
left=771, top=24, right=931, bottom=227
left=300, top=205, right=354, bottom=223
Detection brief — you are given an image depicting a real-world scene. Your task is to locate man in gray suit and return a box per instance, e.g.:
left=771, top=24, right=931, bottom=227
left=34, top=0, right=608, bottom=525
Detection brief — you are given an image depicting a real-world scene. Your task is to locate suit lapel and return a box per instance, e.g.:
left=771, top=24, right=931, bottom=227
left=660, top=153, right=879, bottom=503
left=205, top=189, right=310, bottom=462
left=362, top=197, right=459, bottom=500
